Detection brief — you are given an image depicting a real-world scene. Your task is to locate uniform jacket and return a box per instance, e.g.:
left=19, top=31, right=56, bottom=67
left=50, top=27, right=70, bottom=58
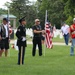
left=16, top=25, right=27, bottom=47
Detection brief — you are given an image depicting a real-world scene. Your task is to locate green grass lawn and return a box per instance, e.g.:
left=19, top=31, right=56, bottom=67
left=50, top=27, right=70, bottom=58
left=0, top=45, right=75, bottom=75
left=53, top=36, right=64, bottom=42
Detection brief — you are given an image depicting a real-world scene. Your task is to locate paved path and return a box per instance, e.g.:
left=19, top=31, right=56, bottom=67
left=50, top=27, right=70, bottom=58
left=10, top=40, right=71, bottom=46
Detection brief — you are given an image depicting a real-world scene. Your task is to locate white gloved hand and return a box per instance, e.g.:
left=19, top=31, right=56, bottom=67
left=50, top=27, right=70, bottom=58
left=22, top=37, right=26, bottom=41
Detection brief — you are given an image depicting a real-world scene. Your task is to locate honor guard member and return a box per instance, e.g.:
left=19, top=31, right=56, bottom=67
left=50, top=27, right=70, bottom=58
left=0, top=18, right=10, bottom=57
left=16, top=17, right=27, bottom=65
left=70, top=18, right=75, bottom=56
left=32, top=19, right=44, bottom=56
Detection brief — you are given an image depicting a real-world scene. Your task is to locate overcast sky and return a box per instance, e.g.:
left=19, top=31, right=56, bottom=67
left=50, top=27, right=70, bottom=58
left=0, top=0, right=37, bottom=9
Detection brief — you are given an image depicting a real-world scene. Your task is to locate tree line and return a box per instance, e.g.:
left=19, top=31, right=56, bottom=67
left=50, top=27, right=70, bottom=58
left=0, top=0, right=75, bottom=29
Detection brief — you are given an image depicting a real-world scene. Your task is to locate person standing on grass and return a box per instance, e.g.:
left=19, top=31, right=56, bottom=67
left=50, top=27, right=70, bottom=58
left=61, top=22, right=69, bottom=45
left=32, top=19, right=45, bottom=56
left=16, top=17, right=27, bottom=65
left=70, top=18, right=75, bottom=56
left=0, top=18, right=10, bottom=57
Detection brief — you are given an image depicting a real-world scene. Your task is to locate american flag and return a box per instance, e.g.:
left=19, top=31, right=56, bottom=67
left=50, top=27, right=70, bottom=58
left=45, top=22, right=53, bottom=48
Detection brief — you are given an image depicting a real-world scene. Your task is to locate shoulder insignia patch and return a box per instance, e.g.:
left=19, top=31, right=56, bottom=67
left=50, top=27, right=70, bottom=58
left=17, top=29, right=20, bottom=31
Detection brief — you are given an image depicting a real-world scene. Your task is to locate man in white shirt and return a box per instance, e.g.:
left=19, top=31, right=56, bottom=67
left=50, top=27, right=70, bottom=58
left=0, top=18, right=9, bottom=57
left=61, top=22, right=70, bottom=45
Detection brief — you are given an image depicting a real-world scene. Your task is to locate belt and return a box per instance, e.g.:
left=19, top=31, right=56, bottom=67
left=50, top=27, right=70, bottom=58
left=64, top=33, right=69, bottom=35
left=22, top=36, right=26, bottom=38
left=2, top=37, right=9, bottom=39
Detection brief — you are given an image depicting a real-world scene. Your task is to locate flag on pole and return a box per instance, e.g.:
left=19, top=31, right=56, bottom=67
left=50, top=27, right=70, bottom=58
left=45, top=10, right=53, bottom=49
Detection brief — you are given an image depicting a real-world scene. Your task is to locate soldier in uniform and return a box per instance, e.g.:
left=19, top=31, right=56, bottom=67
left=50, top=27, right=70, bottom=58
left=70, top=18, right=75, bottom=56
left=32, top=19, right=44, bottom=56
left=0, top=18, right=10, bottom=57
left=16, top=17, right=27, bottom=65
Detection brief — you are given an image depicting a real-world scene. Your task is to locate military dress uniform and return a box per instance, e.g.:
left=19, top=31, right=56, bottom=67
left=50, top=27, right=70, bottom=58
left=16, top=24, right=27, bottom=65
left=32, top=25, right=42, bottom=56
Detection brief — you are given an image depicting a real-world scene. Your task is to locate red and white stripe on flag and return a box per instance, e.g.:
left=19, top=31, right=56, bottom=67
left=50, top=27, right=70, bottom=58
left=45, top=24, right=53, bottom=48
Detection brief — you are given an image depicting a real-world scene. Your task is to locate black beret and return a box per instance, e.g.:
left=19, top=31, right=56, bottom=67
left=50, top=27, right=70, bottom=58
left=19, top=16, right=26, bottom=23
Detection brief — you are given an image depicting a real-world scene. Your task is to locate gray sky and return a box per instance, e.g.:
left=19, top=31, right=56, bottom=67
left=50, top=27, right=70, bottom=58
left=0, top=0, right=37, bottom=9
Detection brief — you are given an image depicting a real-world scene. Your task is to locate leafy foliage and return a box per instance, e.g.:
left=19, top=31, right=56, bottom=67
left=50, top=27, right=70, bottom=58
left=63, top=0, right=75, bottom=25
left=9, top=0, right=37, bottom=27
left=0, top=8, right=7, bottom=15
left=37, top=0, right=65, bottom=29
left=2, top=0, right=75, bottom=28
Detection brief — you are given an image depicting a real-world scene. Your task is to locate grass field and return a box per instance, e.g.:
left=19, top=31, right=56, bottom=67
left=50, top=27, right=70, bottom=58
left=0, top=45, right=75, bottom=75
left=53, top=36, right=64, bottom=42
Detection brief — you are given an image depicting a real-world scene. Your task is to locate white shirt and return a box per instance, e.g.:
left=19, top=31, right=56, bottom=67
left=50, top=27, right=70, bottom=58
left=61, top=25, right=69, bottom=35
left=3, top=24, right=9, bottom=37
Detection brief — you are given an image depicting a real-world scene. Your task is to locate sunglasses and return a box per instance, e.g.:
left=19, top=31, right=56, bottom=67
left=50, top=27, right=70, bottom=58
left=37, top=21, right=40, bottom=22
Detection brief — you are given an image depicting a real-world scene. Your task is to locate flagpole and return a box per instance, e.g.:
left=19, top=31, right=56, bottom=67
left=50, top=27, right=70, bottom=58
left=44, top=10, right=47, bottom=56
left=45, top=10, right=47, bottom=24
left=7, top=8, right=10, bottom=57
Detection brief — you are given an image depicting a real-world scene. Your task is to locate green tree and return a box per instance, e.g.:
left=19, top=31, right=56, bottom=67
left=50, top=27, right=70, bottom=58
left=63, top=0, right=75, bottom=25
left=9, top=0, right=37, bottom=28
left=37, top=0, right=65, bottom=29
left=63, top=0, right=75, bottom=17
left=0, top=8, right=7, bottom=24
left=0, top=8, right=7, bottom=15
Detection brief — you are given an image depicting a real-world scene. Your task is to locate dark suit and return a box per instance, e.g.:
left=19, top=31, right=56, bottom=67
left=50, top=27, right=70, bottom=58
left=16, top=25, right=27, bottom=65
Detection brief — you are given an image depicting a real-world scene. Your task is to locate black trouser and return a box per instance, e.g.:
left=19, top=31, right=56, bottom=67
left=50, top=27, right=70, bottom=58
left=32, top=37, right=42, bottom=56
left=18, top=45, right=26, bottom=65
left=1, top=38, right=9, bottom=50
